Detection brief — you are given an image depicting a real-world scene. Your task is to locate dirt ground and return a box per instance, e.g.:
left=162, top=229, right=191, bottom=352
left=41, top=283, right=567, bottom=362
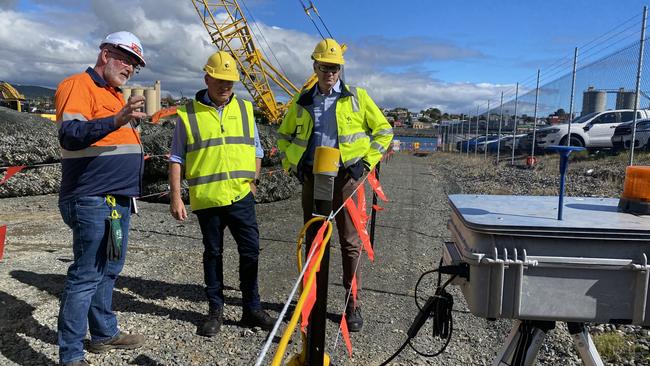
left=0, top=152, right=635, bottom=365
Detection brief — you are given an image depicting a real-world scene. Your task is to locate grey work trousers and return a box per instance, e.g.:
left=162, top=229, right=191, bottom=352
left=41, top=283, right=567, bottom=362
left=301, top=169, right=363, bottom=308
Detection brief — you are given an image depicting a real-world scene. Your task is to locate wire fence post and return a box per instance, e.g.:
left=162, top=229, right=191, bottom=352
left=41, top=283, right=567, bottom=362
left=461, top=112, right=472, bottom=157
left=484, top=100, right=491, bottom=159
left=475, top=105, right=480, bottom=157
left=511, top=83, right=519, bottom=165
left=531, top=69, right=541, bottom=160
left=496, top=91, right=504, bottom=165
left=459, top=112, right=464, bottom=153
left=630, top=5, right=647, bottom=166
left=566, top=47, right=578, bottom=146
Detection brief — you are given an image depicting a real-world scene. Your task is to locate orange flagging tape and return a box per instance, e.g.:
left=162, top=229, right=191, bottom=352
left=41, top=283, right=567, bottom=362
left=0, top=166, right=26, bottom=185
left=340, top=313, right=353, bottom=358
left=344, top=198, right=375, bottom=262
left=0, top=225, right=6, bottom=261
left=301, top=220, right=329, bottom=333
left=367, top=170, right=388, bottom=202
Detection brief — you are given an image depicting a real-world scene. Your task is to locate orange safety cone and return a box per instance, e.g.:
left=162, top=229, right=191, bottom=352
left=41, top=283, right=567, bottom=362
left=526, top=156, right=538, bottom=167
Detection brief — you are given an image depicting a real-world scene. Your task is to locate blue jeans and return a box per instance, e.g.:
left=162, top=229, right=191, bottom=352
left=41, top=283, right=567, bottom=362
left=195, top=192, right=261, bottom=311
left=57, top=195, right=131, bottom=364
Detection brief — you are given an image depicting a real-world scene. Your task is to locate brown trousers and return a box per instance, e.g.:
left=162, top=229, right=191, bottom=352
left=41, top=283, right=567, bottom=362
left=302, top=169, right=362, bottom=308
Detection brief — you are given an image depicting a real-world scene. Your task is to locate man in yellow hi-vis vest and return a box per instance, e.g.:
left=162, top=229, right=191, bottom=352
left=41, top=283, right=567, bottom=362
left=168, top=51, right=275, bottom=336
left=278, top=38, right=393, bottom=332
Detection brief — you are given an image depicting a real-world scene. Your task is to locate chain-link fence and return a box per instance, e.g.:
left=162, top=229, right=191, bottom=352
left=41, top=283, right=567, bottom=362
left=430, top=7, right=650, bottom=168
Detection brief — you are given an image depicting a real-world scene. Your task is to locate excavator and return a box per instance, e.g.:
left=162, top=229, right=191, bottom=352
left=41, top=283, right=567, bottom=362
left=0, top=81, right=25, bottom=112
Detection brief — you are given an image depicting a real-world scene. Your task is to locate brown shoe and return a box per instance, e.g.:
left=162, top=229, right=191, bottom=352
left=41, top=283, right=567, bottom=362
left=87, top=332, right=144, bottom=353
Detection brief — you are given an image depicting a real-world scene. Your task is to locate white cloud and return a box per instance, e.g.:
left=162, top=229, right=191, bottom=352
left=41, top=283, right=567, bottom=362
left=0, top=0, right=506, bottom=113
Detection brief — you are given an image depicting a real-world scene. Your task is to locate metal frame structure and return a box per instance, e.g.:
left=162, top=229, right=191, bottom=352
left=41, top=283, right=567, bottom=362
left=0, top=81, right=25, bottom=112
left=191, top=0, right=301, bottom=122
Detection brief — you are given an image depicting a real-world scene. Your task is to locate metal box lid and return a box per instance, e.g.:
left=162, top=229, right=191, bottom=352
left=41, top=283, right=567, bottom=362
left=448, top=194, right=650, bottom=239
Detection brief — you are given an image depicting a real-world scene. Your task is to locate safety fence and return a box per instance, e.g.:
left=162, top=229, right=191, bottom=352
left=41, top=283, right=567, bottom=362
left=434, top=6, right=650, bottom=168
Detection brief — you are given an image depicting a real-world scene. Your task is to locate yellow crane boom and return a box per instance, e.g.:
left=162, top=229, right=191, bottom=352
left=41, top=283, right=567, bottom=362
left=191, top=0, right=301, bottom=122
left=0, top=81, right=25, bottom=112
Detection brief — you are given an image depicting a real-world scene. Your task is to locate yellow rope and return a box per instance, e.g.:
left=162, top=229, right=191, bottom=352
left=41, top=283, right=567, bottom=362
left=271, top=217, right=332, bottom=366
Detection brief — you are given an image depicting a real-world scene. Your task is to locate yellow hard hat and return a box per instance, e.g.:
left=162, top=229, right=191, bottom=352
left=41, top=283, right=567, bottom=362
left=203, top=51, right=240, bottom=81
left=311, top=38, right=345, bottom=65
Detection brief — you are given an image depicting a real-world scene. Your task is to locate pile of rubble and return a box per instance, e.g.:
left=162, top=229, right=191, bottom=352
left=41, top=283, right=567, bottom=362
left=0, top=106, right=299, bottom=202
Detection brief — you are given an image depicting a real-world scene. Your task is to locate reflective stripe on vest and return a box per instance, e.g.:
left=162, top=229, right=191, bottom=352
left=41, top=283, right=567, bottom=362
left=61, top=144, right=142, bottom=159
left=348, top=86, right=359, bottom=112
left=339, top=131, right=368, bottom=144
left=185, top=100, right=255, bottom=153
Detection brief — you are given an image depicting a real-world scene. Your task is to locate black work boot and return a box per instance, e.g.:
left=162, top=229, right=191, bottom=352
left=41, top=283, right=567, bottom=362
left=241, top=308, right=275, bottom=330
left=346, top=306, right=363, bottom=332
left=198, top=307, right=223, bottom=337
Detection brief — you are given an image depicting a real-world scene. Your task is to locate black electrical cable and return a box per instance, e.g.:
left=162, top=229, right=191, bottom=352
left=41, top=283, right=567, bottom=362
left=414, top=268, right=438, bottom=311
left=408, top=277, right=456, bottom=358
left=377, top=267, right=458, bottom=365
left=414, top=258, right=443, bottom=310
left=377, top=338, right=410, bottom=366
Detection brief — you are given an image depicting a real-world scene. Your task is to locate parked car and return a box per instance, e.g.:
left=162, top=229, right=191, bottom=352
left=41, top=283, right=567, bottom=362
left=533, top=109, right=650, bottom=149
left=476, top=135, right=502, bottom=153
left=500, top=133, right=529, bottom=152
left=457, top=137, right=480, bottom=152
left=611, top=118, right=650, bottom=150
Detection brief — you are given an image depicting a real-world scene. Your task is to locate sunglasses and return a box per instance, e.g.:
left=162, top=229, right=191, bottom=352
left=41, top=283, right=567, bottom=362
left=106, top=49, right=141, bottom=74
left=316, top=64, right=341, bottom=73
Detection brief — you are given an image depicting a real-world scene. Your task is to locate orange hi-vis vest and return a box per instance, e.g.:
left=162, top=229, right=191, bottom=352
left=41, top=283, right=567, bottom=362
left=55, top=68, right=143, bottom=201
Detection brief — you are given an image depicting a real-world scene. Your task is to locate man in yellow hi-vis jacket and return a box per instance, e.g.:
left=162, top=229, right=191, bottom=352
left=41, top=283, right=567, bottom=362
left=168, top=51, right=275, bottom=337
left=277, top=38, right=393, bottom=332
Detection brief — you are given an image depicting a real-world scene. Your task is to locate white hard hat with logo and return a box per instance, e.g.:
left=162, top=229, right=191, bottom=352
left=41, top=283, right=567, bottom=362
left=100, top=31, right=146, bottom=67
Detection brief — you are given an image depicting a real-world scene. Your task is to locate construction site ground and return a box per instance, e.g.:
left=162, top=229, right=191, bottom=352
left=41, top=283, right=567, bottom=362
left=1, top=152, right=647, bottom=366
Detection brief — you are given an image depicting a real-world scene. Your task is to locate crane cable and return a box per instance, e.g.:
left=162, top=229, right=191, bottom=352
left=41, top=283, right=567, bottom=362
left=239, top=0, right=291, bottom=80
left=299, top=0, right=334, bottom=40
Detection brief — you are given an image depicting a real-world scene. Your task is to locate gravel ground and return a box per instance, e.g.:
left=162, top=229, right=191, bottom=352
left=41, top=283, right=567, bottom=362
left=0, top=152, right=647, bottom=365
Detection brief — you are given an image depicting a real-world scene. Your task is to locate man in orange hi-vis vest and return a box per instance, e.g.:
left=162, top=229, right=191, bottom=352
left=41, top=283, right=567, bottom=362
left=55, top=31, right=147, bottom=366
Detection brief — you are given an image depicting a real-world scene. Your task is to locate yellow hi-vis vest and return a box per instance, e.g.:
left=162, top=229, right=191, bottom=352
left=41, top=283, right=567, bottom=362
left=277, top=83, right=393, bottom=175
left=177, top=97, right=256, bottom=210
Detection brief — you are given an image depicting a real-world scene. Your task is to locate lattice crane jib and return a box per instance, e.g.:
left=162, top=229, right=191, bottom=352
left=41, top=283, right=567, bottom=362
left=191, top=0, right=300, bottom=123
left=0, top=81, right=25, bottom=112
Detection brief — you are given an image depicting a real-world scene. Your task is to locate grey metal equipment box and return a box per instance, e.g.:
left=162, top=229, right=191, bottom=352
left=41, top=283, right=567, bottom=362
left=443, top=195, right=650, bottom=325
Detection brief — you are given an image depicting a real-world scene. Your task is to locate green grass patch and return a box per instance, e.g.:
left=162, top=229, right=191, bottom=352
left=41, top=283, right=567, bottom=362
left=593, top=332, right=635, bottom=362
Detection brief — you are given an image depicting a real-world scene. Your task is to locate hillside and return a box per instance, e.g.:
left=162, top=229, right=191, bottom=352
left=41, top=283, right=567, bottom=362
left=14, top=85, right=55, bottom=99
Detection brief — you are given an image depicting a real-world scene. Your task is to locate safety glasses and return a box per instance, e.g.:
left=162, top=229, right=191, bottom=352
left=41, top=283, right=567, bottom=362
left=316, top=64, right=341, bottom=73
left=106, top=49, right=141, bottom=74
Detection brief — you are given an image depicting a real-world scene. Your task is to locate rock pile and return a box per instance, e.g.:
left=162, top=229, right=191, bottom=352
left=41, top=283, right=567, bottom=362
left=0, top=107, right=299, bottom=202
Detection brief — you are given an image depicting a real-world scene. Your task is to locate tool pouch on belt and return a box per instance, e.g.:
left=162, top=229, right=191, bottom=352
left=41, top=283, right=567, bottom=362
left=106, top=195, right=123, bottom=261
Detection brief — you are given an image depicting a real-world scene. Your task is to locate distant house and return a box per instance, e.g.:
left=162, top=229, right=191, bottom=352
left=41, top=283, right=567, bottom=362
left=412, top=121, right=433, bottom=129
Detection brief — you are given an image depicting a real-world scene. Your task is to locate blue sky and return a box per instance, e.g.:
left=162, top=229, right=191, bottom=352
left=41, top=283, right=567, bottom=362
left=0, top=0, right=648, bottom=112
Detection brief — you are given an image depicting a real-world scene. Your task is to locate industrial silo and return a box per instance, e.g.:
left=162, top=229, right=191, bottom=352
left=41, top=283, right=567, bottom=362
left=145, top=88, right=157, bottom=115
left=581, top=87, right=606, bottom=115
left=131, top=88, right=144, bottom=97
left=122, top=88, right=131, bottom=102
left=154, top=80, right=161, bottom=112
left=615, top=88, right=637, bottom=109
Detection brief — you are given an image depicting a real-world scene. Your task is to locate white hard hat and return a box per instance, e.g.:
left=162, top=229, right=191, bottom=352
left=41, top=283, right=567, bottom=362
left=100, top=31, right=146, bottom=67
